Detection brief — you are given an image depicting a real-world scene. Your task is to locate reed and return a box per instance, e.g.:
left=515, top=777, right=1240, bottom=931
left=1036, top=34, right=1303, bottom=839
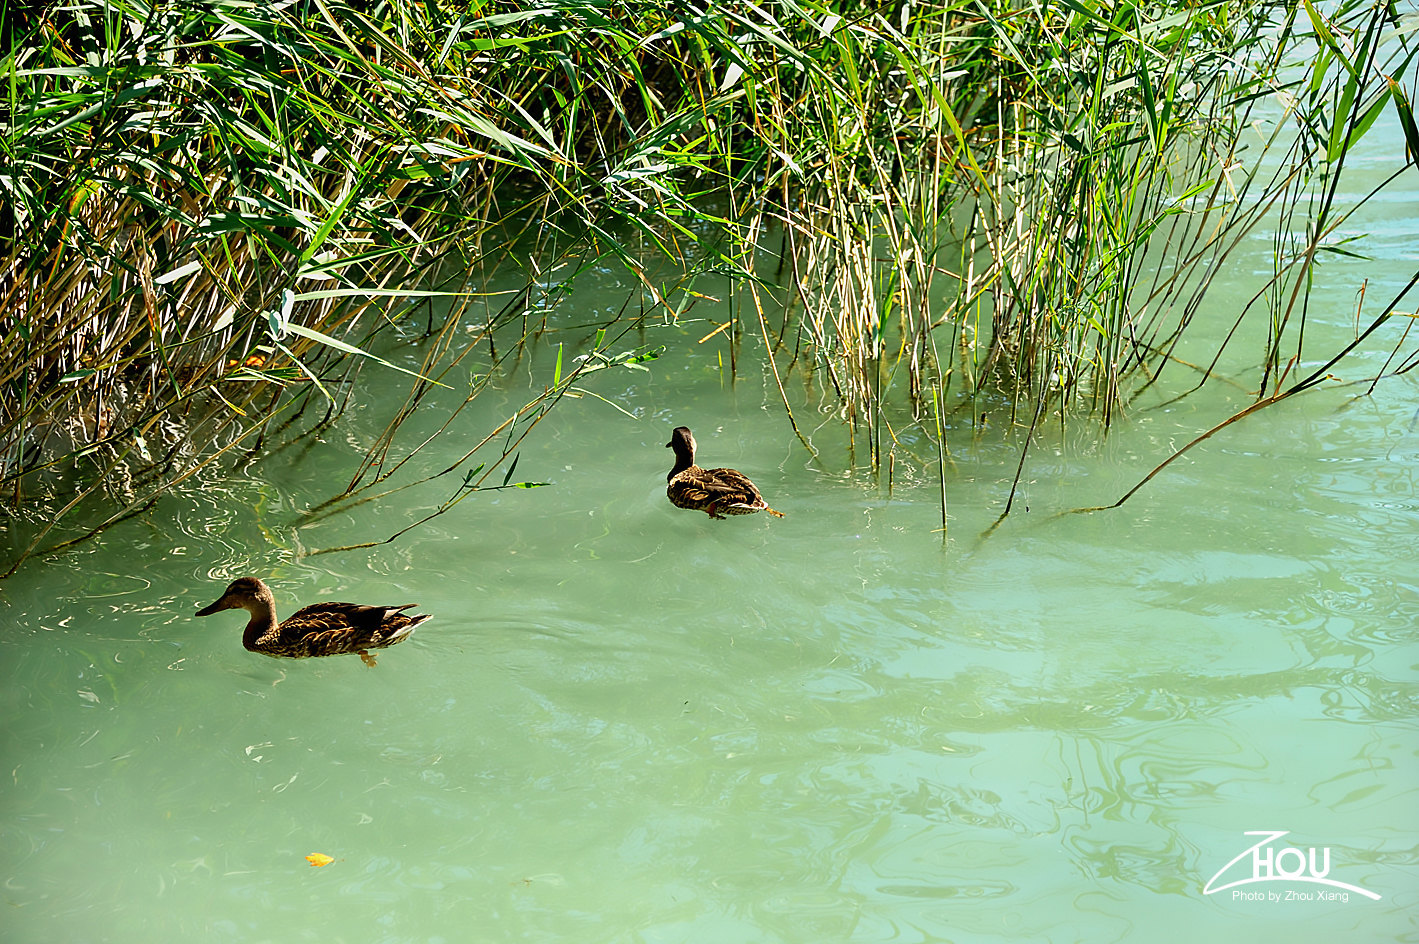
left=3, top=0, right=1413, bottom=571
left=0, top=0, right=779, bottom=571
left=748, top=0, right=1417, bottom=487
left=3, top=0, right=490, bottom=570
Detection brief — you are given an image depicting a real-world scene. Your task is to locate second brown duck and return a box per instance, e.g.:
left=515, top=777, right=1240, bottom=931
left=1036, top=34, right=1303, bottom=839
left=665, top=425, right=783, bottom=520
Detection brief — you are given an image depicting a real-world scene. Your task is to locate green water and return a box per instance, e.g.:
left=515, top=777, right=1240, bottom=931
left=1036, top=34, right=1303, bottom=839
left=4, top=149, right=1418, bottom=942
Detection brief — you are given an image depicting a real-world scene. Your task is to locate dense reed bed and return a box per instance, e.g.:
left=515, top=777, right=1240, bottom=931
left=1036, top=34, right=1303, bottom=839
left=753, top=0, right=1418, bottom=479
left=3, top=0, right=1415, bottom=570
left=1, top=0, right=745, bottom=570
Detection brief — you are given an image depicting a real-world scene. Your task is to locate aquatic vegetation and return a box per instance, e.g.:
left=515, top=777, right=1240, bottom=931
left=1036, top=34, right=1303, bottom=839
left=735, top=0, right=1418, bottom=482
left=2, top=0, right=1413, bottom=570
left=1, top=0, right=685, bottom=569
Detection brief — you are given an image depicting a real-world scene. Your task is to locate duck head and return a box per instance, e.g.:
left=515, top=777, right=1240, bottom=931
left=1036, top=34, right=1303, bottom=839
left=195, top=576, right=274, bottom=617
left=666, top=426, right=697, bottom=476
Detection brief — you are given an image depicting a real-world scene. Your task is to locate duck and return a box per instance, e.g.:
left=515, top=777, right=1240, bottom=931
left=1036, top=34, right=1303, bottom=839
left=665, top=425, right=784, bottom=519
left=194, top=576, right=429, bottom=666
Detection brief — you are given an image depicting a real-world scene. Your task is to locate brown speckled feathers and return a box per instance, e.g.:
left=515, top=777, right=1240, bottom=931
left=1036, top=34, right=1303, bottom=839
left=665, top=426, right=783, bottom=520
left=195, top=577, right=429, bottom=666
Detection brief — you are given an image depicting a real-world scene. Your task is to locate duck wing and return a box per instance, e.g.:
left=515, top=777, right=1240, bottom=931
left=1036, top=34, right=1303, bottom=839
left=279, top=602, right=428, bottom=656
left=669, top=466, right=784, bottom=518
left=701, top=467, right=765, bottom=504
left=668, top=470, right=750, bottom=507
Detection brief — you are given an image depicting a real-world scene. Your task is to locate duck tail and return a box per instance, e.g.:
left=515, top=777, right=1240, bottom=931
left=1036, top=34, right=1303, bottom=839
left=384, top=618, right=425, bottom=645
left=398, top=612, right=432, bottom=632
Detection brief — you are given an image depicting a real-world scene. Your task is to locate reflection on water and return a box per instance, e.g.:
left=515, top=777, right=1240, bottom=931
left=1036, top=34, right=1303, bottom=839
left=3, top=156, right=1417, bottom=944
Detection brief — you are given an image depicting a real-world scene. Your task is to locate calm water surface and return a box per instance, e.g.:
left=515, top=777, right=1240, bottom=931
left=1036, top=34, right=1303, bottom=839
left=3, top=136, right=1417, bottom=942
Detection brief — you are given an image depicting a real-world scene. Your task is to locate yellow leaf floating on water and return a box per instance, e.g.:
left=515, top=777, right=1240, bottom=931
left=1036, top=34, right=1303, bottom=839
left=305, top=853, right=334, bottom=867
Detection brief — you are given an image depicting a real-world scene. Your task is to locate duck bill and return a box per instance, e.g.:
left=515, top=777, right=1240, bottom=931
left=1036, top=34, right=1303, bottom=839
left=195, top=596, right=234, bottom=617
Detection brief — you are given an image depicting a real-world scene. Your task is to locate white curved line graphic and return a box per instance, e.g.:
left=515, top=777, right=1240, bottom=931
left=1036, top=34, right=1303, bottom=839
left=1203, top=831, right=1381, bottom=900
left=1204, top=874, right=1381, bottom=900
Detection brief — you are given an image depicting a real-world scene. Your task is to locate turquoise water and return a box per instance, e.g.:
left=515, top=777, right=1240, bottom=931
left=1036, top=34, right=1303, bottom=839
left=4, top=143, right=1417, bottom=943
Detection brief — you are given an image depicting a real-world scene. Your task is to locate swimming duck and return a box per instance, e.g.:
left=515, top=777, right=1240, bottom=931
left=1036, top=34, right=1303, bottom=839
left=194, top=576, right=429, bottom=666
left=665, top=425, right=784, bottom=519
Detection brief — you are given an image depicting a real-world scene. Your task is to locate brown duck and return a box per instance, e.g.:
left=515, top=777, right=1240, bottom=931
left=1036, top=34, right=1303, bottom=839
left=665, top=426, right=784, bottom=520
left=194, top=576, right=429, bottom=666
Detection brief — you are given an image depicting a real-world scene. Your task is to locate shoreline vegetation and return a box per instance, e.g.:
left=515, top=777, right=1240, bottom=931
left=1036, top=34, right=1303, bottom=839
left=3, top=0, right=1415, bottom=573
